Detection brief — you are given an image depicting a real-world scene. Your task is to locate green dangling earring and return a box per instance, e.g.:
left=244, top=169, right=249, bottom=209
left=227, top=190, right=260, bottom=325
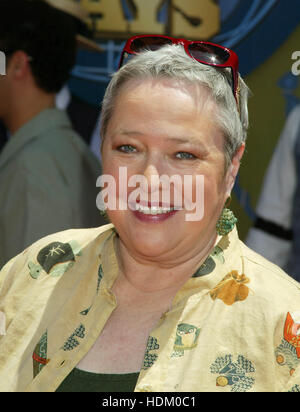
left=216, top=196, right=237, bottom=236
left=99, top=209, right=109, bottom=221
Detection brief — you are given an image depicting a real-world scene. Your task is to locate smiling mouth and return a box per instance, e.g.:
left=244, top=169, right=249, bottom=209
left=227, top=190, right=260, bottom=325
left=134, top=204, right=175, bottom=215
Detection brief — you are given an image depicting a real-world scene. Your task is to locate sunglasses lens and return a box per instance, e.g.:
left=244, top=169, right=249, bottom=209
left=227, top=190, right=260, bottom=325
left=131, top=36, right=173, bottom=52
left=188, top=43, right=230, bottom=65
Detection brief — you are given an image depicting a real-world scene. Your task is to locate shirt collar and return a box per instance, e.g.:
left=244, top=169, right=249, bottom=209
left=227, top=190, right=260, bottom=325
left=172, top=226, right=243, bottom=306
left=101, top=228, right=120, bottom=290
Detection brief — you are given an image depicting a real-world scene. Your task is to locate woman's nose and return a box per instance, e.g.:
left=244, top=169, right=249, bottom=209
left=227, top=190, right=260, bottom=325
left=142, top=164, right=161, bottom=194
left=144, top=163, right=160, bottom=180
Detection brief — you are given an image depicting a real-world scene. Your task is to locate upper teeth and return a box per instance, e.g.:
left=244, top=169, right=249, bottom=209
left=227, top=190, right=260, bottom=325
left=136, top=205, right=174, bottom=215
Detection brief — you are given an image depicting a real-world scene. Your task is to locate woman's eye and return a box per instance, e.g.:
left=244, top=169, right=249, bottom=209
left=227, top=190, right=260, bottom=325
left=175, top=152, right=196, bottom=160
left=117, top=145, right=137, bottom=153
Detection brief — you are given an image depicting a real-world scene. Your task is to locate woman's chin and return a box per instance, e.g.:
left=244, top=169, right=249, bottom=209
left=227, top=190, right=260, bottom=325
left=111, top=209, right=196, bottom=258
left=127, top=225, right=179, bottom=258
left=131, top=240, right=171, bottom=259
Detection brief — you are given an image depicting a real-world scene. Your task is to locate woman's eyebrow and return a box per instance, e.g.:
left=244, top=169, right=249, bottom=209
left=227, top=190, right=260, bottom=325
left=165, top=136, right=210, bottom=152
left=115, top=130, right=209, bottom=150
left=165, top=136, right=200, bottom=145
left=119, top=130, right=202, bottom=142
left=117, top=129, right=143, bottom=136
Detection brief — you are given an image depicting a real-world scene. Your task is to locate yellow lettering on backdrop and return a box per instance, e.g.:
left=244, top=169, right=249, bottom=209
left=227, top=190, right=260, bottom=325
left=129, top=0, right=164, bottom=34
left=79, top=0, right=127, bottom=32
left=172, top=0, right=220, bottom=39
left=78, top=0, right=220, bottom=39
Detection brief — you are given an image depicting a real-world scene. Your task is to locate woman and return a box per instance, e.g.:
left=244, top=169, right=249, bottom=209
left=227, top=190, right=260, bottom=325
left=0, top=36, right=299, bottom=393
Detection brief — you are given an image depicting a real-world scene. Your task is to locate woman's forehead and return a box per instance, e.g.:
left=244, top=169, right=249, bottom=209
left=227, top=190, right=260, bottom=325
left=113, top=78, right=215, bottom=126
left=106, top=77, right=219, bottom=142
left=118, top=76, right=214, bottom=107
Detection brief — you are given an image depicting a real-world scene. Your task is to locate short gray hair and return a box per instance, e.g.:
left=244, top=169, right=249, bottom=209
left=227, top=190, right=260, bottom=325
left=100, top=44, right=250, bottom=168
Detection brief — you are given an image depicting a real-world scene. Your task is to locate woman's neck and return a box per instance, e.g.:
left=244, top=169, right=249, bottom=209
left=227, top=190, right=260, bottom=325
left=114, top=233, right=217, bottom=296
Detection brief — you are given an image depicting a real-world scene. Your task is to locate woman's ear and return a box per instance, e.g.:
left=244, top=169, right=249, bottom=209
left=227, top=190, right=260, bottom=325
left=226, top=143, right=245, bottom=196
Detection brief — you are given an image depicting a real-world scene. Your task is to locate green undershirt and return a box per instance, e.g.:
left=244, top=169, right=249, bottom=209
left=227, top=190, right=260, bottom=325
left=56, top=368, right=140, bottom=392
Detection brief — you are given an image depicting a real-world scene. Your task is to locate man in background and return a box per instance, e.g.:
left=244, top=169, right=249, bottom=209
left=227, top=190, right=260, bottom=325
left=246, top=104, right=300, bottom=282
left=0, top=0, right=106, bottom=269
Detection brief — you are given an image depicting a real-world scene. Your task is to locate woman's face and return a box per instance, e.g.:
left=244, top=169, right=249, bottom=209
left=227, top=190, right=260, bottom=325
left=101, top=78, right=243, bottom=265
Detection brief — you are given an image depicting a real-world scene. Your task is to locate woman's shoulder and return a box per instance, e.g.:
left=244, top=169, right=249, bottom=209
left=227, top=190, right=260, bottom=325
left=239, top=239, right=300, bottom=301
left=24, top=223, right=115, bottom=254
left=0, top=224, right=114, bottom=292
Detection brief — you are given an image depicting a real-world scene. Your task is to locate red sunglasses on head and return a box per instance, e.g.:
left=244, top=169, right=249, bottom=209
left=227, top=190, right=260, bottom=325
left=119, top=34, right=240, bottom=107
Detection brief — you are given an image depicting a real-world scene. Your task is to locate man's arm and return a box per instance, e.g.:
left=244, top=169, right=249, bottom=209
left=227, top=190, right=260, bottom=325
left=246, top=106, right=300, bottom=267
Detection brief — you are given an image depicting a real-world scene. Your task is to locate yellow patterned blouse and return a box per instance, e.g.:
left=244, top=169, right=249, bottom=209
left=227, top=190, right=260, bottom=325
left=0, top=223, right=299, bottom=392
